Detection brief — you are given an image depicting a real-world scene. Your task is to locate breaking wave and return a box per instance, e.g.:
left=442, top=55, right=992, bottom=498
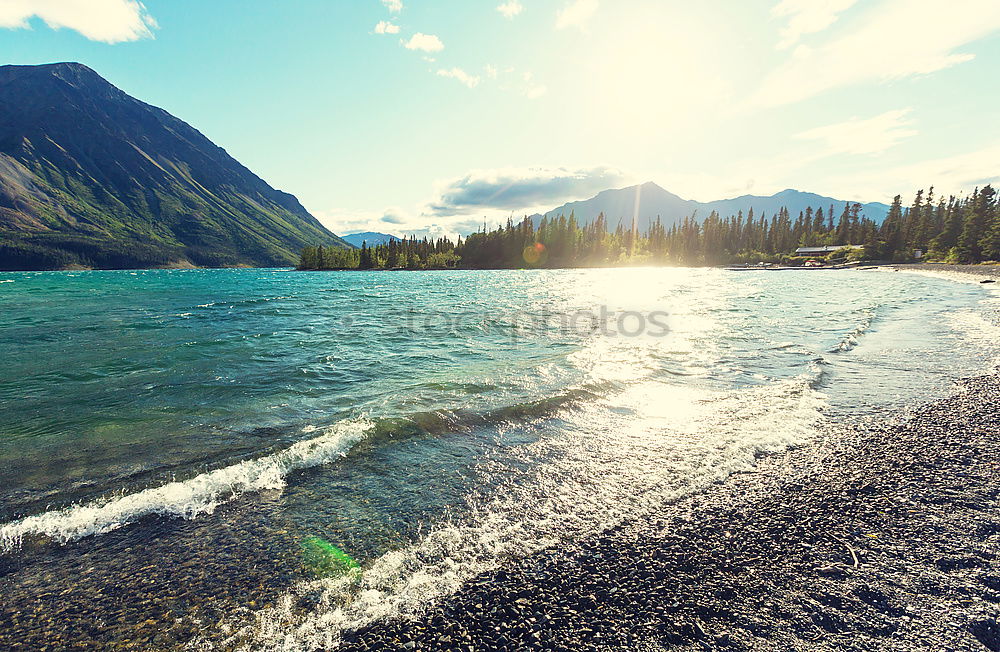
left=0, top=419, right=372, bottom=551
left=830, top=305, right=878, bottom=353
left=0, top=384, right=616, bottom=553
left=206, top=373, right=828, bottom=650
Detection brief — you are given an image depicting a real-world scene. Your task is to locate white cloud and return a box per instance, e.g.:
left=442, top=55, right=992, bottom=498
left=754, top=0, right=1000, bottom=106
left=403, top=32, right=444, bottom=52
left=515, top=71, right=546, bottom=98
left=314, top=206, right=478, bottom=242
left=555, top=0, right=598, bottom=31
left=437, top=67, right=480, bottom=88
left=382, top=0, right=403, bottom=13
left=426, top=166, right=628, bottom=216
left=379, top=207, right=410, bottom=225
left=497, top=1, right=524, bottom=19
left=485, top=66, right=546, bottom=98
left=818, top=141, right=1000, bottom=201
left=314, top=206, right=413, bottom=235
left=525, top=85, right=547, bottom=99
left=0, top=0, right=156, bottom=43
left=771, top=0, right=856, bottom=49
left=374, top=21, right=400, bottom=34
left=796, top=108, right=917, bottom=155
left=405, top=221, right=479, bottom=242
left=885, top=143, right=1000, bottom=196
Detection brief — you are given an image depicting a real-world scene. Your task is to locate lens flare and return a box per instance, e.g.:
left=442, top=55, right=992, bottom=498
left=523, top=242, right=545, bottom=266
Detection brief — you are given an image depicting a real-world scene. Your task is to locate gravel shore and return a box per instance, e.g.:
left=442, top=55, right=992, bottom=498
left=344, top=375, right=1000, bottom=651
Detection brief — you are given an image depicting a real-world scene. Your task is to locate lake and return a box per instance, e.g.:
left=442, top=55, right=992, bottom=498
left=0, top=267, right=996, bottom=649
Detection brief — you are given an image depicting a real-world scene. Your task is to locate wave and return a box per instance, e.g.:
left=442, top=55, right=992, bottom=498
left=193, top=295, right=296, bottom=310
left=0, top=419, right=372, bottom=552
left=949, top=308, right=1000, bottom=370
left=339, top=384, right=615, bottom=451
left=830, top=305, right=878, bottom=353
left=213, top=373, right=828, bottom=650
left=0, top=385, right=614, bottom=553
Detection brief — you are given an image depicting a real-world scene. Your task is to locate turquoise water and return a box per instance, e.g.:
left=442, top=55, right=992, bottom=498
left=0, top=267, right=996, bottom=648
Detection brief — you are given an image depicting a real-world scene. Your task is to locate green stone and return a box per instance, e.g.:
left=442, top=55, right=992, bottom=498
left=300, top=537, right=360, bottom=578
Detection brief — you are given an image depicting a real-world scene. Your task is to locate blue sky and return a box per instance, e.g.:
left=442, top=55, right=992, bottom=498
left=2, top=0, right=1000, bottom=238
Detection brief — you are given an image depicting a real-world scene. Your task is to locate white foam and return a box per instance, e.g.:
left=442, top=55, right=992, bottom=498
left=832, top=305, right=877, bottom=352
left=903, top=268, right=1000, bottom=368
left=212, top=375, right=827, bottom=650
left=949, top=307, right=1000, bottom=370
left=891, top=266, right=998, bottom=287
left=0, top=418, right=372, bottom=551
left=888, top=267, right=1000, bottom=370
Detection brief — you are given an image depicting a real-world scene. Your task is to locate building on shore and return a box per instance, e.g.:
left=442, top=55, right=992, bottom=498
left=793, top=245, right=864, bottom=256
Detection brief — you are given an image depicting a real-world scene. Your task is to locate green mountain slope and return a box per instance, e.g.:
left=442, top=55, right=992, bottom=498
left=0, top=62, right=348, bottom=270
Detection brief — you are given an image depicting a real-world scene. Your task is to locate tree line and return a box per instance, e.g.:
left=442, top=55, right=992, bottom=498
left=298, top=236, right=460, bottom=270
left=299, top=184, right=999, bottom=270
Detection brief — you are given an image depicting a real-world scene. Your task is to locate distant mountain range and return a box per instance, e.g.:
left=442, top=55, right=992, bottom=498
left=0, top=62, right=348, bottom=270
left=342, top=232, right=400, bottom=248
left=531, top=182, right=891, bottom=233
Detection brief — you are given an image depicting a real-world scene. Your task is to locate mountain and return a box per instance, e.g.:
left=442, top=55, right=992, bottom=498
left=0, top=62, right=348, bottom=270
left=532, top=182, right=891, bottom=234
left=704, top=188, right=891, bottom=225
left=342, top=231, right=400, bottom=248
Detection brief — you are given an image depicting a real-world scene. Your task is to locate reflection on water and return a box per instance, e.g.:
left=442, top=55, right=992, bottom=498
left=0, top=267, right=996, bottom=648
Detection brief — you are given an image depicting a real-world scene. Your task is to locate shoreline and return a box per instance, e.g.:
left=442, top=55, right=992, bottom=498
left=344, top=374, right=1000, bottom=650
left=3, top=262, right=1000, bottom=276
left=885, top=263, right=1000, bottom=282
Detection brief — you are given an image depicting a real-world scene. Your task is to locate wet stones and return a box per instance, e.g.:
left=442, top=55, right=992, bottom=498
left=969, top=618, right=1000, bottom=652
left=344, top=374, right=1000, bottom=651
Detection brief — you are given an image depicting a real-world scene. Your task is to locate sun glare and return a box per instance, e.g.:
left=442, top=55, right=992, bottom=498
left=580, top=7, right=729, bottom=143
